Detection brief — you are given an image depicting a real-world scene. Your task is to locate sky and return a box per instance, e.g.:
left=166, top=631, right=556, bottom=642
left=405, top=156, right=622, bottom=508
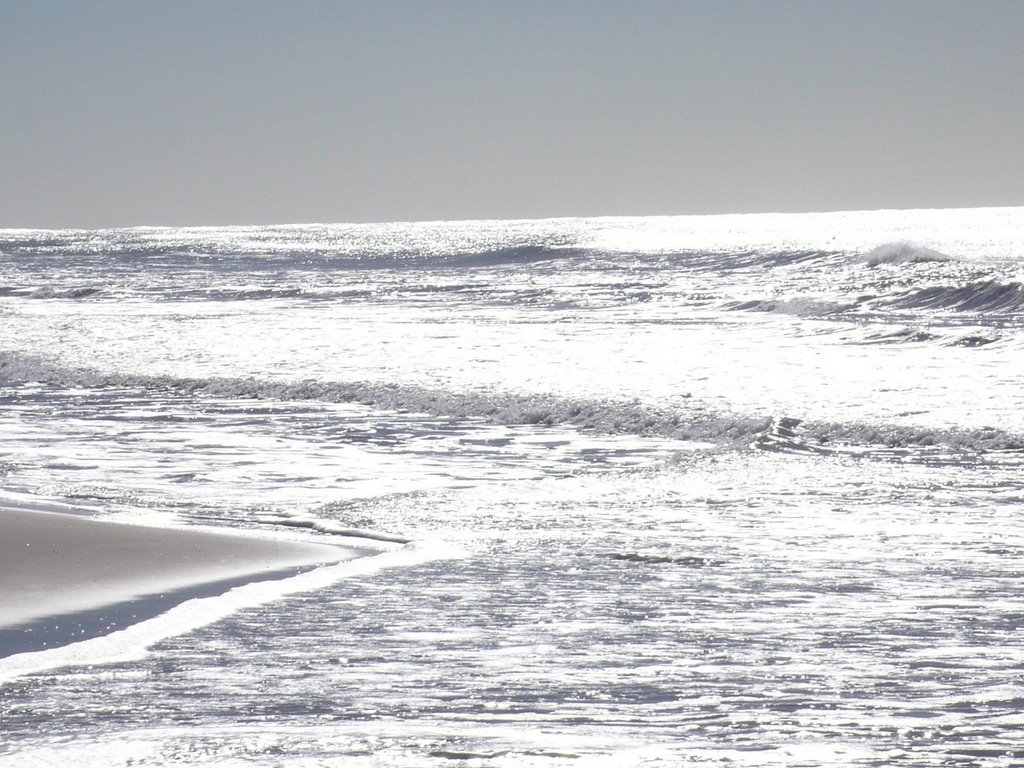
left=1, top=0, right=1022, bottom=228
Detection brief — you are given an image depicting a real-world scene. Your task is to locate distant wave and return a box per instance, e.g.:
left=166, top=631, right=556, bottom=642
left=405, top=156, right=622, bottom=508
left=947, top=333, right=1001, bottom=347
left=3, top=351, right=1022, bottom=456
left=161, top=287, right=329, bottom=302
left=607, top=552, right=722, bottom=567
left=442, top=244, right=583, bottom=268
left=882, top=280, right=1024, bottom=314
left=859, top=242, right=953, bottom=267
left=855, top=326, right=1002, bottom=347
left=285, top=244, right=585, bottom=271
left=0, top=284, right=107, bottom=301
left=202, top=287, right=307, bottom=301
left=728, top=280, right=1024, bottom=322
left=728, top=298, right=855, bottom=317
left=0, top=284, right=339, bottom=303
left=0, top=281, right=603, bottom=310
left=858, top=326, right=940, bottom=344
left=1, top=236, right=586, bottom=272
left=649, top=248, right=842, bottom=273
left=27, top=286, right=103, bottom=300
left=1, top=230, right=846, bottom=276
left=732, top=279, right=1024, bottom=328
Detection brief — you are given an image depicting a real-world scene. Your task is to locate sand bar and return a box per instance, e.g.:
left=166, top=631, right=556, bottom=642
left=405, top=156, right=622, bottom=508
left=0, top=507, right=360, bottom=632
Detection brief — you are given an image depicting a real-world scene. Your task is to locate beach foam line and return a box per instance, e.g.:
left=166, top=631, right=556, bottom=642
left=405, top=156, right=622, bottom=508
left=0, top=506, right=373, bottom=656
left=0, top=537, right=463, bottom=683
left=6, top=350, right=1024, bottom=453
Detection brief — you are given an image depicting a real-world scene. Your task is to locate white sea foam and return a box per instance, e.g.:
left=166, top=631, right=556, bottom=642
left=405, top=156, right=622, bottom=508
left=0, top=542, right=464, bottom=684
left=4, top=209, right=1024, bottom=766
left=859, top=241, right=953, bottom=266
left=729, top=297, right=854, bottom=317
left=3, top=350, right=1022, bottom=453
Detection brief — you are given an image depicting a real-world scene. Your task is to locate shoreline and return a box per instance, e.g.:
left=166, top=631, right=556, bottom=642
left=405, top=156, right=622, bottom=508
left=0, top=506, right=364, bottom=656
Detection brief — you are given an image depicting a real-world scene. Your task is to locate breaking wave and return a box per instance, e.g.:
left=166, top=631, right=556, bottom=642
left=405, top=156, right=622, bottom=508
left=859, top=242, right=953, bottom=267
left=2, top=352, right=1022, bottom=455
left=0, top=351, right=766, bottom=444
left=752, top=416, right=1022, bottom=456
left=883, top=280, right=1024, bottom=314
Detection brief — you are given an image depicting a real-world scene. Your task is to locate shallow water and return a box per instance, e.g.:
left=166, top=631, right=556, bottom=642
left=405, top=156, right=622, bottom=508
left=2, top=209, right=1024, bottom=766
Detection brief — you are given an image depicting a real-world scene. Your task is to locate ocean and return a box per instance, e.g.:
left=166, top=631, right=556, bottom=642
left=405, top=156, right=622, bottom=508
left=1, top=208, right=1023, bottom=766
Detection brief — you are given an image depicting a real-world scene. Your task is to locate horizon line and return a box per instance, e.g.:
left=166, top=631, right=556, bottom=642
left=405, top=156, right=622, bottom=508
left=3, top=202, right=1023, bottom=233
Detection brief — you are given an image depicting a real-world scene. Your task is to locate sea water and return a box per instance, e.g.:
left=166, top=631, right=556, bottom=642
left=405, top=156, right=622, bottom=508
left=1, top=208, right=1023, bottom=766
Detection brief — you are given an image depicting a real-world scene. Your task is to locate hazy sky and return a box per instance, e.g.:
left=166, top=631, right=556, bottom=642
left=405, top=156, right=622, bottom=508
left=2, top=0, right=1022, bottom=227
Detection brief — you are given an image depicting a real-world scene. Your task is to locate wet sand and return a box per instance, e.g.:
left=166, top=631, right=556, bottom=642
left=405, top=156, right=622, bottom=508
left=0, top=507, right=359, bottom=635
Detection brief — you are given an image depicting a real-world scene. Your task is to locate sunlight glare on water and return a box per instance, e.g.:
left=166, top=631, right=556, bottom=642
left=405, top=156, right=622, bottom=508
left=2, top=208, right=1024, bottom=766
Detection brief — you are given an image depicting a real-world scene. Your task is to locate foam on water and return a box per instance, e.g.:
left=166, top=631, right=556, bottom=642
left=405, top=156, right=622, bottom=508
left=3, top=208, right=1024, bottom=766
left=0, top=542, right=463, bottom=684
left=4, top=350, right=1022, bottom=454
left=859, top=241, right=954, bottom=266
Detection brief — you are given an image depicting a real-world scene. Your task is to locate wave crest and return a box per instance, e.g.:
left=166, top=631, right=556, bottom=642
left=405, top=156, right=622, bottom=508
left=28, top=286, right=103, bottom=300
left=753, top=416, right=1023, bottom=456
left=860, top=242, right=953, bottom=267
left=3, top=352, right=1022, bottom=457
left=883, top=280, right=1024, bottom=314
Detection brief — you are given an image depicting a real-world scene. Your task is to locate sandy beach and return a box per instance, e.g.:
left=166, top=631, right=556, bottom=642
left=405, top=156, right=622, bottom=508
left=0, top=506, right=360, bottom=652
